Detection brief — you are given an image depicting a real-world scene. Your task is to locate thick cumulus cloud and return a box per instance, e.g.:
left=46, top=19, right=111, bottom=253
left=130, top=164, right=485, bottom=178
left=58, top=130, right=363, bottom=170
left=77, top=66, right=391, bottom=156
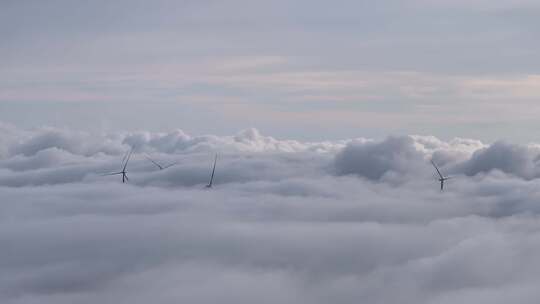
left=4, top=124, right=540, bottom=303
left=334, top=136, right=427, bottom=182
left=458, top=141, right=540, bottom=179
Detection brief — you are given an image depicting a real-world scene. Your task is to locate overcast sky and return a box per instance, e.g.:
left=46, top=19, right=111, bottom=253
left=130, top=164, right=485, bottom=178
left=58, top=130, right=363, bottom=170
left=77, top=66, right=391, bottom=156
left=1, top=0, right=539, bottom=140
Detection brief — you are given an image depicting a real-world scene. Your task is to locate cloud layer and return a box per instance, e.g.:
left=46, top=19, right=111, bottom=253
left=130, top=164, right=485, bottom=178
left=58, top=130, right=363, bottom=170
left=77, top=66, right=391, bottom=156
left=2, top=123, right=540, bottom=304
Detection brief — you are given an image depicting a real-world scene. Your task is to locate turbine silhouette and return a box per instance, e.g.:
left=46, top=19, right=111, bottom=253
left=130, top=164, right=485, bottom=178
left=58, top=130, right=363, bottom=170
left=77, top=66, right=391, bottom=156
left=145, top=155, right=177, bottom=170
left=102, top=149, right=133, bottom=183
left=430, top=159, right=452, bottom=191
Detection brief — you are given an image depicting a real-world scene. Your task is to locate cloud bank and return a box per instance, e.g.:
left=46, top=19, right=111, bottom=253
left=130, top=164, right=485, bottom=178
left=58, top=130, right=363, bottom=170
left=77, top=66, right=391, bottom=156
left=2, top=123, right=540, bottom=304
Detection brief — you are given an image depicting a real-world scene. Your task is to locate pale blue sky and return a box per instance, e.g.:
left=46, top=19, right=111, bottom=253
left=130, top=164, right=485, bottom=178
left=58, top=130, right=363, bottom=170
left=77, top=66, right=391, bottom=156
left=1, top=0, right=539, bottom=141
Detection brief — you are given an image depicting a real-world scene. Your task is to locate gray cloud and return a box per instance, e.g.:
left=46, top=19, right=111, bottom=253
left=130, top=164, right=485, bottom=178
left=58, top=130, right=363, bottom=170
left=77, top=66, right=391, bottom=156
left=334, top=136, right=427, bottom=181
left=458, top=141, right=540, bottom=179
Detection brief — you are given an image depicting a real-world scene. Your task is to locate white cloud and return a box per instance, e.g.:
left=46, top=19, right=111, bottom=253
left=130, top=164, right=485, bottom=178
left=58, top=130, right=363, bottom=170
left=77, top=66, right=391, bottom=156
left=3, top=124, right=540, bottom=303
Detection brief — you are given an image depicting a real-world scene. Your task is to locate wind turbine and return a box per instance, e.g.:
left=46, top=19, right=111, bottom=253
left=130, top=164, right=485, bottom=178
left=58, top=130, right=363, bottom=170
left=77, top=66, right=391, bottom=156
left=144, top=155, right=177, bottom=170
left=431, top=159, right=452, bottom=191
left=103, top=149, right=133, bottom=183
left=206, top=153, right=218, bottom=188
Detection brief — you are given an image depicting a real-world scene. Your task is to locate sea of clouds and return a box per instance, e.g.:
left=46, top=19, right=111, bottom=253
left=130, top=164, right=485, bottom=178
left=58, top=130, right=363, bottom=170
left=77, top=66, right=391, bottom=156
left=2, top=121, right=540, bottom=304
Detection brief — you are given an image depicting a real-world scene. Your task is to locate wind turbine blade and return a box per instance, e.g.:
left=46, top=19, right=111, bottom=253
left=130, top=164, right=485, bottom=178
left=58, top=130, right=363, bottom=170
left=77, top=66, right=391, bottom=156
left=102, top=172, right=123, bottom=176
left=208, top=153, right=217, bottom=187
left=123, top=149, right=133, bottom=171
left=125, top=174, right=129, bottom=182
left=121, top=150, right=130, bottom=166
left=145, top=155, right=163, bottom=170
left=430, top=160, right=444, bottom=179
left=163, top=162, right=177, bottom=169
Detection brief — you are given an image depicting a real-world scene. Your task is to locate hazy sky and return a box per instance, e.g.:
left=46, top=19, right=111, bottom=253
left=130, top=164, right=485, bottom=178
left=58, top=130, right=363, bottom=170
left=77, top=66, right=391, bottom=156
left=1, top=0, right=539, bottom=141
